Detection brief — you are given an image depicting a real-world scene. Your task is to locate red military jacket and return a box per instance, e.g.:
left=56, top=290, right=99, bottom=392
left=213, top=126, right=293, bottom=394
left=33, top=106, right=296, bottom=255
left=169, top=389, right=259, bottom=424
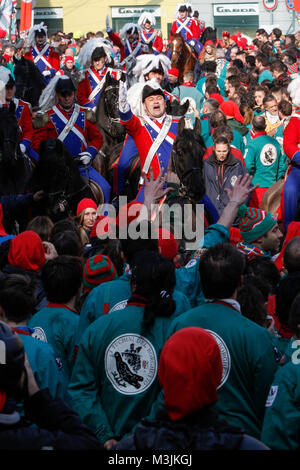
left=32, top=103, right=102, bottom=158
left=283, top=109, right=300, bottom=162
left=24, top=43, right=60, bottom=74
left=77, top=66, right=119, bottom=109
left=140, top=27, right=163, bottom=54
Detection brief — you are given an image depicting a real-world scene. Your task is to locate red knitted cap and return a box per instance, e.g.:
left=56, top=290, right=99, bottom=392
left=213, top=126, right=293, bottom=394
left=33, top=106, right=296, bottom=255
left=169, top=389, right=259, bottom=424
left=158, top=327, right=222, bottom=421
left=65, top=55, right=75, bottom=64
left=76, top=198, right=97, bottom=216
left=168, top=68, right=179, bottom=77
left=8, top=231, right=45, bottom=272
left=157, top=228, right=178, bottom=261
left=220, top=100, right=244, bottom=124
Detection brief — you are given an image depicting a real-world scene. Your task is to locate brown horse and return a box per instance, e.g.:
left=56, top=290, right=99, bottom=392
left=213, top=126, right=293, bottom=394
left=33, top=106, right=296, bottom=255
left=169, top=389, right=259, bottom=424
left=169, top=33, right=197, bottom=83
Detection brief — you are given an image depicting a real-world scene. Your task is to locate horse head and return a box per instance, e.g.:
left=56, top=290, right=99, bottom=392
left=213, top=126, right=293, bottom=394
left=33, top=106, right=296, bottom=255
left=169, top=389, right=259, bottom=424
left=14, top=56, right=46, bottom=107
left=0, top=102, right=21, bottom=167
left=166, top=99, right=190, bottom=116
left=96, top=73, right=125, bottom=142
left=171, top=121, right=206, bottom=203
left=169, top=33, right=185, bottom=68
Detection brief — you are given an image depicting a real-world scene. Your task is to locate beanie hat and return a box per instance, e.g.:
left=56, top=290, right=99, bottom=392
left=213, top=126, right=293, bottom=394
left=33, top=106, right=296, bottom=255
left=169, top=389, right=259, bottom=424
left=238, top=204, right=277, bottom=243
left=168, top=68, right=179, bottom=78
left=230, top=34, right=237, bottom=44
left=219, top=100, right=244, bottom=124
left=158, top=327, right=222, bottom=421
left=76, top=198, right=97, bottom=216
left=64, top=55, right=75, bottom=64
left=222, top=31, right=230, bottom=38
left=157, top=228, right=178, bottom=261
left=8, top=231, right=45, bottom=272
left=83, top=254, right=118, bottom=293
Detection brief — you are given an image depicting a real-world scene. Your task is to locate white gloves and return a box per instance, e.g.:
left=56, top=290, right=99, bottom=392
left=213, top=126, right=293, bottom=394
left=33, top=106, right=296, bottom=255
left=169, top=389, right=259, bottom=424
left=106, top=15, right=112, bottom=34
left=118, top=80, right=130, bottom=113
left=79, top=152, right=92, bottom=165
left=42, top=70, right=51, bottom=77
left=20, top=143, right=26, bottom=154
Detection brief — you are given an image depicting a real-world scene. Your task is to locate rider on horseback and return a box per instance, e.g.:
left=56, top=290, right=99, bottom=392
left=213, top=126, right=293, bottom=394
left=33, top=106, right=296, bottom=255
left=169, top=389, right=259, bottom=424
left=0, top=67, right=38, bottom=163
left=77, top=38, right=120, bottom=111
left=24, top=22, right=60, bottom=85
left=138, top=12, right=163, bottom=55
left=32, top=76, right=111, bottom=203
left=170, top=3, right=203, bottom=58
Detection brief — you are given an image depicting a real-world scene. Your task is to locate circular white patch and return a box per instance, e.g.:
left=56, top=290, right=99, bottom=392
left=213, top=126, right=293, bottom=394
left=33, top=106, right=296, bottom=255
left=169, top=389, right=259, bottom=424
left=32, top=327, right=47, bottom=343
left=230, top=175, right=237, bottom=187
left=181, top=96, right=196, bottom=115
left=109, top=299, right=128, bottom=313
left=205, top=329, right=231, bottom=388
left=105, top=334, right=158, bottom=395
left=260, top=144, right=277, bottom=166
left=185, top=258, right=197, bottom=269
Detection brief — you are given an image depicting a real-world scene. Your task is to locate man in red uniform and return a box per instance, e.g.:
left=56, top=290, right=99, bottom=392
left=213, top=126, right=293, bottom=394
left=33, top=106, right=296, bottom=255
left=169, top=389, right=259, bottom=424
left=24, top=23, right=60, bottom=84
left=138, top=12, right=163, bottom=55
left=77, top=38, right=119, bottom=111
left=32, top=76, right=110, bottom=202
left=0, top=67, right=38, bottom=162
left=170, top=3, right=202, bottom=57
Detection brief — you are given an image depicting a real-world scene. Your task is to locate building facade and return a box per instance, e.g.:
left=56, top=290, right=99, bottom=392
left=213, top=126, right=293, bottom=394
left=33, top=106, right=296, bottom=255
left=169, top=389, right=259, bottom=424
left=16, top=0, right=297, bottom=38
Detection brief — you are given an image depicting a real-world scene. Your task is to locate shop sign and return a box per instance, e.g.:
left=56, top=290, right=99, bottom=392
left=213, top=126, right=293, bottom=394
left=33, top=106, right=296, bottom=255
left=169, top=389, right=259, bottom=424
left=213, top=3, right=259, bottom=16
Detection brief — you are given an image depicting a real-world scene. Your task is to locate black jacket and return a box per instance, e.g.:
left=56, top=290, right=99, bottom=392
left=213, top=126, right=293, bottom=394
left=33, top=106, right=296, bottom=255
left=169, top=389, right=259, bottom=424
left=113, top=409, right=269, bottom=451
left=0, top=388, right=103, bottom=450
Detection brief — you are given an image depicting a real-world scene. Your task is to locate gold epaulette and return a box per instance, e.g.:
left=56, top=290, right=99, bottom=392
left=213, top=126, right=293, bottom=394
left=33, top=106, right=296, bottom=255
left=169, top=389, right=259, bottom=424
left=85, top=108, right=96, bottom=123
left=33, top=111, right=49, bottom=129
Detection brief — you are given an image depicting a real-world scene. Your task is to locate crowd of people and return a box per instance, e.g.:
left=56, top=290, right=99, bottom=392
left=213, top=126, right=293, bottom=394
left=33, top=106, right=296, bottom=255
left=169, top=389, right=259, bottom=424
left=1, top=2, right=300, bottom=452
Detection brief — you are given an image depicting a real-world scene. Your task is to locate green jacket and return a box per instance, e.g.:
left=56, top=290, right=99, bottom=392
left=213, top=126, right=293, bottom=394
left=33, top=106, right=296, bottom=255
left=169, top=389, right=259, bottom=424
left=172, top=84, right=204, bottom=125
left=28, top=304, right=79, bottom=382
left=69, top=304, right=173, bottom=444
left=168, top=300, right=280, bottom=438
left=244, top=133, right=286, bottom=187
left=261, top=342, right=300, bottom=450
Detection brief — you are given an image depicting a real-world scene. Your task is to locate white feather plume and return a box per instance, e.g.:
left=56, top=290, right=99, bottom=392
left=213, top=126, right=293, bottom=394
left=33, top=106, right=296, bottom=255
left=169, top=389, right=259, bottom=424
left=132, top=54, right=171, bottom=82
left=28, top=22, right=48, bottom=47
left=78, top=37, right=113, bottom=69
left=127, top=78, right=164, bottom=118
left=138, top=12, right=156, bottom=27
left=38, top=75, right=70, bottom=112
left=0, top=66, right=11, bottom=86
left=288, top=77, right=300, bottom=108
left=119, top=23, right=141, bottom=45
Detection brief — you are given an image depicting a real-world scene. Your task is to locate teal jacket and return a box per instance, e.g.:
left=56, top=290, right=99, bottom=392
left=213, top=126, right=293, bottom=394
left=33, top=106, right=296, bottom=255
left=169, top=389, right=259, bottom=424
left=244, top=133, right=286, bottom=187
left=28, top=304, right=79, bottom=382
left=172, top=84, right=204, bottom=125
left=75, top=223, right=230, bottom=346
left=168, top=300, right=280, bottom=438
left=261, top=340, right=300, bottom=449
left=13, top=326, right=69, bottom=402
left=69, top=304, right=174, bottom=444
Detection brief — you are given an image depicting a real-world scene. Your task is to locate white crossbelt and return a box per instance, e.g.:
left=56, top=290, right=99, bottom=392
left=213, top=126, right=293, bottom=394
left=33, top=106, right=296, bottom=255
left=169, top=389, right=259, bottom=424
left=139, top=115, right=173, bottom=184
left=33, top=44, right=53, bottom=69
left=87, top=67, right=107, bottom=102
left=53, top=104, right=87, bottom=148
left=141, top=29, right=156, bottom=44
left=176, top=18, right=193, bottom=37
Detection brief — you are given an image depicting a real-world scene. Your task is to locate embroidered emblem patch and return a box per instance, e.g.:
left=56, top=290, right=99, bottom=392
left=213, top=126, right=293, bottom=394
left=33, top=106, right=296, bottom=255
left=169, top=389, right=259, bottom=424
left=105, top=334, right=157, bottom=395
left=31, top=327, right=47, bottom=343
left=206, top=330, right=231, bottom=388
left=265, top=385, right=278, bottom=407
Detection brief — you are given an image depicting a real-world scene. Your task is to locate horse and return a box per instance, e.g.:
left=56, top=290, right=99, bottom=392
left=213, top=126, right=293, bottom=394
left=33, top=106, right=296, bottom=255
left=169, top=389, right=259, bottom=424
left=200, top=27, right=217, bottom=46
left=169, top=33, right=197, bottom=83
left=161, top=117, right=214, bottom=260
left=0, top=102, right=32, bottom=196
left=14, top=56, right=46, bottom=108
left=27, top=138, right=103, bottom=221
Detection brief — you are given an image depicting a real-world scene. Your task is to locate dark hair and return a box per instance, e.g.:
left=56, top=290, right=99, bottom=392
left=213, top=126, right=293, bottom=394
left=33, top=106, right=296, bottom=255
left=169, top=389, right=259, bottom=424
left=0, top=274, right=37, bottom=323
left=237, top=281, right=267, bottom=327
left=51, top=230, right=83, bottom=257
left=275, top=272, right=300, bottom=326
left=26, top=216, right=54, bottom=242
left=252, top=114, right=266, bottom=132
left=130, top=250, right=176, bottom=331
left=202, top=60, right=217, bottom=73
left=263, top=93, right=277, bottom=106
left=232, top=59, right=244, bottom=70
left=245, top=256, right=280, bottom=295
left=227, top=75, right=241, bottom=89
left=288, top=292, right=300, bottom=337
left=256, top=53, right=269, bottom=67
left=50, top=218, right=82, bottom=242
left=246, top=55, right=256, bottom=69
left=206, top=84, right=220, bottom=96
left=278, top=99, right=292, bottom=117
left=120, top=221, right=159, bottom=265
left=284, top=236, right=300, bottom=273
left=212, top=125, right=233, bottom=144
left=41, top=255, right=83, bottom=303
left=272, top=28, right=282, bottom=39
left=270, top=60, right=287, bottom=74
left=210, top=109, right=227, bottom=128
left=199, top=243, right=246, bottom=299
